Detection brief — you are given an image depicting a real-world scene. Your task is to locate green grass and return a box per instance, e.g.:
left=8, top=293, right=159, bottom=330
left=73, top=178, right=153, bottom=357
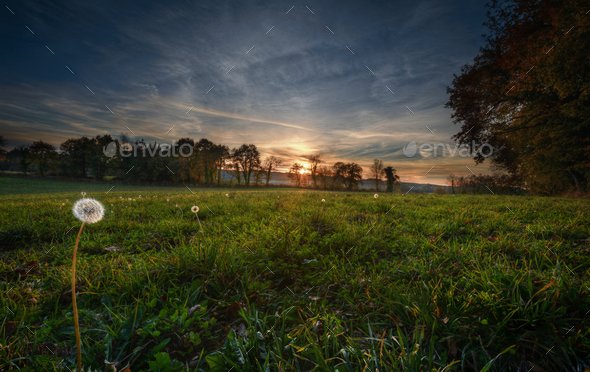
left=0, top=176, right=198, bottom=195
left=1, top=177, right=590, bottom=370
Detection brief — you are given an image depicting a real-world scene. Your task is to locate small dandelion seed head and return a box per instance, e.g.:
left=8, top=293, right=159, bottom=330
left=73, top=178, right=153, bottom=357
left=374, top=194, right=379, bottom=199
left=72, top=198, right=104, bottom=224
left=191, top=205, right=200, bottom=213
left=81, top=192, right=86, bottom=197
left=321, top=199, right=326, bottom=202
left=225, top=193, right=230, bottom=197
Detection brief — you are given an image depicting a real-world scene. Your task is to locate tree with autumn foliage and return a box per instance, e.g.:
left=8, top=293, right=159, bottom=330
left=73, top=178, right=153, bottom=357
left=447, top=0, right=590, bottom=194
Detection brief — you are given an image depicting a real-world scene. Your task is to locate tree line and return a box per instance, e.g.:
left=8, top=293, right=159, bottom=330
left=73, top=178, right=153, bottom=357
left=0, top=135, right=401, bottom=191
left=286, top=157, right=399, bottom=191
left=447, top=173, right=525, bottom=195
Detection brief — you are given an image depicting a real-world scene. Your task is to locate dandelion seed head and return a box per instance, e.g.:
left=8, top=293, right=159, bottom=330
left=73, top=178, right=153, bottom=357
left=321, top=199, right=326, bottom=203
left=374, top=194, right=379, bottom=198
left=225, top=193, right=230, bottom=197
left=191, top=205, right=200, bottom=213
left=81, top=192, right=86, bottom=197
left=72, top=198, right=104, bottom=224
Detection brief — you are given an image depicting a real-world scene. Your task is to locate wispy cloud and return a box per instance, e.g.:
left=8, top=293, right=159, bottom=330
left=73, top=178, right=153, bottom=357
left=0, top=0, right=490, bottom=183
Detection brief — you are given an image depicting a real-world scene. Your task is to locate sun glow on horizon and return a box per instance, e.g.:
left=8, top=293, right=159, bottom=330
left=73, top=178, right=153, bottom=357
left=299, top=162, right=311, bottom=174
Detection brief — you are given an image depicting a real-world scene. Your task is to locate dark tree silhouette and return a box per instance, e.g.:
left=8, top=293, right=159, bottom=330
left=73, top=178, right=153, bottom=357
left=91, top=135, right=115, bottom=180
left=214, top=144, right=230, bottom=185
left=60, top=137, right=92, bottom=177
left=448, top=174, right=457, bottom=195
left=370, top=159, right=384, bottom=191
left=383, top=166, right=400, bottom=193
left=447, top=0, right=590, bottom=193
left=317, top=165, right=333, bottom=190
left=233, top=144, right=260, bottom=186
left=262, top=156, right=282, bottom=186
left=176, top=138, right=195, bottom=183
left=333, top=162, right=363, bottom=190
left=195, top=138, right=216, bottom=184
left=29, top=141, right=56, bottom=176
left=0, top=135, right=6, bottom=157
left=307, top=154, right=322, bottom=188
left=288, top=162, right=304, bottom=187
left=8, top=146, right=31, bottom=175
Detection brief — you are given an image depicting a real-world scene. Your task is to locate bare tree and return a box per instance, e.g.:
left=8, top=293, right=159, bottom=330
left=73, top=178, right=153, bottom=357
left=307, top=154, right=322, bottom=188
left=254, top=164, right=265, bottom=185
left=370, top=159, right=384, bottom=191
left=288, top=162, right=304, bottom=187
left=262, top=156, right=283, bottom=186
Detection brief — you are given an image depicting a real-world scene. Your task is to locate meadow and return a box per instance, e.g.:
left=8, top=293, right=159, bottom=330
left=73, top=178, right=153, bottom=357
left=1, top=177, right=590, bottom=371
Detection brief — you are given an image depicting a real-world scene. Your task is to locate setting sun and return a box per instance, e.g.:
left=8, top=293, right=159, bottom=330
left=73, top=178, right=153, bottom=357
left=299, top=162, right=311, bottom=174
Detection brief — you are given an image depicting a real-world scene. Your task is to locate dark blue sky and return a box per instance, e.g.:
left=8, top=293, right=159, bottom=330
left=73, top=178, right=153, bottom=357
left=0, top=0, right=489, bottom=183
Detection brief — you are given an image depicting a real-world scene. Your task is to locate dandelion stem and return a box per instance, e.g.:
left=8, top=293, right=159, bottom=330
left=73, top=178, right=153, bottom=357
left=196, top=214, right=203, bottom=233
left=72, top=222, right=85, bottom=371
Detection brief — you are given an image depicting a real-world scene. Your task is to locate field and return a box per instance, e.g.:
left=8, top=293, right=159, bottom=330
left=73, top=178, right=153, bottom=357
left=1, top=177, right=590, bottom=370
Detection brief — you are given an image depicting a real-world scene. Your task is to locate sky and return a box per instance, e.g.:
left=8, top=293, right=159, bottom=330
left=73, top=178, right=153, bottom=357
left=0, top=0, right=492, bottom=184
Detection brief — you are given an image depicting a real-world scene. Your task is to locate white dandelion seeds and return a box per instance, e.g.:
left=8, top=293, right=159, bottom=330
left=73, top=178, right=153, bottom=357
left=374, top=194, right=379, bottom=199
left=225, top=193, right=230, bottom=197
left=70, top=197, right=105, bottom=370
left=81, top=191, right=86, bottom=198
left=72, top=198, right=104, bottom=224
left=321, top=199, right=326, bottom=203
left=191, top=205, right=203, bottom=232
